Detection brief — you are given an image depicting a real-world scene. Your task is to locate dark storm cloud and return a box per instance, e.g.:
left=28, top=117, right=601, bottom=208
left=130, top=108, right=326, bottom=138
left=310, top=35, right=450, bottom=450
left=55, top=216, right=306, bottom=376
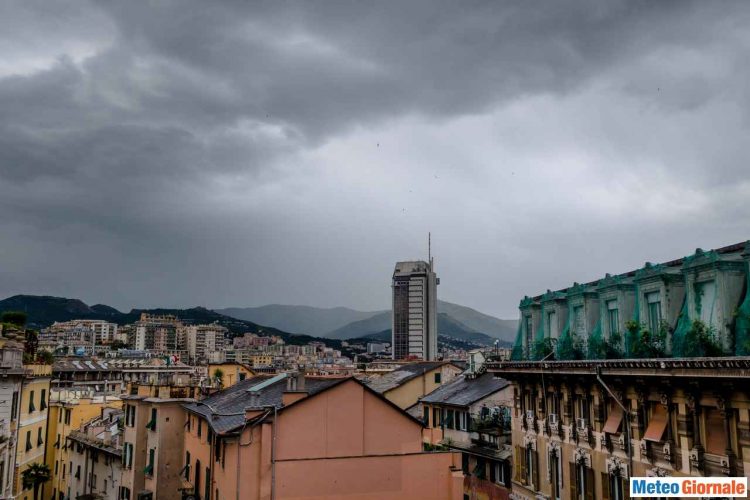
left=1, top=0, right=749, bottom=316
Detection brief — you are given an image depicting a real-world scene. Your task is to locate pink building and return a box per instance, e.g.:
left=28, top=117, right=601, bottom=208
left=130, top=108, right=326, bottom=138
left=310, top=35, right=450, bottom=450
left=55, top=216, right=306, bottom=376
left=182, top=373, right=463, bottom=499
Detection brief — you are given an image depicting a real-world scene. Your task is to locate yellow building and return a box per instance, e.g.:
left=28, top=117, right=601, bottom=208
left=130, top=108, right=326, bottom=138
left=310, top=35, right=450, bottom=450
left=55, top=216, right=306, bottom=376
left=13, top=364, right=52, bottom=500
left=248, top=354, right=274, bottom=369
left=43, top=390, right=121, bottom=500
left=365, top=361, right=463, bottom=409
left=207, top=362, right=255, bottom=388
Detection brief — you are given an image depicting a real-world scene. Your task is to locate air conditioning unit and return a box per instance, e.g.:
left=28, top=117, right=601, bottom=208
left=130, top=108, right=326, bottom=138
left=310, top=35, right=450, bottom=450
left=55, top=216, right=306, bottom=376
left=576, top=418, right=588, bottom=431
left=548, top=413, right=558, bottom=425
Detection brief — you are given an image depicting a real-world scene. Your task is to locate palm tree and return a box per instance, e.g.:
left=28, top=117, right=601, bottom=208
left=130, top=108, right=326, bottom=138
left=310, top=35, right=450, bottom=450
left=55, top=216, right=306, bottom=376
left=21, top=463, right=51, bottom=500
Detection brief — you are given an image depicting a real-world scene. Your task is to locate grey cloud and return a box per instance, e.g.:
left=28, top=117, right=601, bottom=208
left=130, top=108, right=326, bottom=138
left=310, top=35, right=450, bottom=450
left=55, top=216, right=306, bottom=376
left=1, top=0, right=750, bottom=316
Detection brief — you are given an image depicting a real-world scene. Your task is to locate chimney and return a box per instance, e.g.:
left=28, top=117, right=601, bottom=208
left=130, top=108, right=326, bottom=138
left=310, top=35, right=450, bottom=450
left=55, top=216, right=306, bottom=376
left=282, top=371, right=308, bottom=406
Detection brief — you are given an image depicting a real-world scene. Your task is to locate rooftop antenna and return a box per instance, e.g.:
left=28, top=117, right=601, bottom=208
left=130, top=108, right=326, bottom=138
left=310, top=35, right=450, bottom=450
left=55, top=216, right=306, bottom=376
left=428, top=232, right=433, bottom=269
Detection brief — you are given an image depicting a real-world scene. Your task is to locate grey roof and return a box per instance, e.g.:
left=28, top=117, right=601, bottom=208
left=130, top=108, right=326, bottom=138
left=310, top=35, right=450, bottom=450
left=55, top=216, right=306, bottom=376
left=54, top=358, right=120, bottom=372
left=420, top=373, right=509, bottom=407
left=182, top=374, right=346, bottom=434
left=365, top=361, right=449, bottom=394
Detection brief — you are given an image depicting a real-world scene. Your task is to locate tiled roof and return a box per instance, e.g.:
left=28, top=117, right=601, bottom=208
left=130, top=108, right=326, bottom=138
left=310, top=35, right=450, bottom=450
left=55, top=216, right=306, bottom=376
left=53, top=358, right=118, bottom=372
left=365, top=361, right=448, bottom=394
left=421, top=372, right=509, bottom=407
left=182, top=374, right=346, bottom=434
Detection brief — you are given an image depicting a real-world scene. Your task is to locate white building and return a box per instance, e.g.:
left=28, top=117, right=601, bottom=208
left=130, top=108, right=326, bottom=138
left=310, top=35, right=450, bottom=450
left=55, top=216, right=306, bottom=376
left=185, top=324, right=228, bottom=364
left=66, top=407, right=124, bottom=500
left=392, top=260, right=439, bottom=361
left=0, top=336, right=26, bottom=499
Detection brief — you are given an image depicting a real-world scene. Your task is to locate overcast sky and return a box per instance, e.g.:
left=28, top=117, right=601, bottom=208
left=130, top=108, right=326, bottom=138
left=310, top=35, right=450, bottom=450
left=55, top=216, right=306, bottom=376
left=1, top=1, right=749, bottom=318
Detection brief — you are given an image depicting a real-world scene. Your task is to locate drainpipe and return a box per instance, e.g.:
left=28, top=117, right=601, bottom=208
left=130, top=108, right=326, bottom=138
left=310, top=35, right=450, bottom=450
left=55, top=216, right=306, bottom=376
left=263, top=405, right=278, bottom=500
left=596, top=366, right=633, bottom=480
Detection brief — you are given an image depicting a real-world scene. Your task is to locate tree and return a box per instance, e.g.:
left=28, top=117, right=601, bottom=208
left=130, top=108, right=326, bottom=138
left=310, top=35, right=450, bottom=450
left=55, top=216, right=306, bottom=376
left=1, top=310, right=27, bottom=327
left=21, top=463, right=51, bottom=500
left=213, top=368, right=225, bottom=388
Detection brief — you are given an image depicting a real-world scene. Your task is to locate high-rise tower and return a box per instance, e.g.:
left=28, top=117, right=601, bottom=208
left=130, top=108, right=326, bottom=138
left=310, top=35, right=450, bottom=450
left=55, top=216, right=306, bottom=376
left=391, top=257, right=439, bottom=360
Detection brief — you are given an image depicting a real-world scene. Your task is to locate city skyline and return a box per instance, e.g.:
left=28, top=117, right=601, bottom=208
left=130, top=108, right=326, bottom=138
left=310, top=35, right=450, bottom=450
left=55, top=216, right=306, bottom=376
left=2, top=2, right=750, bottom=318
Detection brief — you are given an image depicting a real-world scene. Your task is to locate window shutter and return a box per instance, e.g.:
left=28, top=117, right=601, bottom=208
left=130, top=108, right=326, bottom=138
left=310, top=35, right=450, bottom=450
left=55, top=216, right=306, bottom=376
left=601, top=472, right=610, bottom=500
left=624, top=477, right=630, bottom=499
left=532, top=451, right=539, bottom=490
left=514, top=446, right=521, bottom=482
left=520, top=447, right=528, bottom=485
left=569, top=462, right=578, bottom=500
left=585, top=467, right=595, bottom=500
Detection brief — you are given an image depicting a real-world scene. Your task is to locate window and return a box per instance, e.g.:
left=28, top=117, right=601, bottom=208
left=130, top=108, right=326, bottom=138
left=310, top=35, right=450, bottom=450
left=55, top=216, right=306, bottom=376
left=525, top=447, right=535, bottom=487
left=575, top=395, right=590, bottom=425
left=194, top=460, right=202, bottom=500
left=205, top=467, right=211, bottom=500
left=570, top=463, right=593, bottom=500
left=433, top=408, right=439, bottom=427
left=37, top=427, right=44, bottom=446
left=704, top=408, right=728, bottom=455
left=26, top=430, right=32, bottom=451
left=606, top=300, right=619, bottom=336
left=119, top=486, right=131, bottom=500
left=62, top=463, right=66, bottom=479
left=694, top=280, right=717, bottom=325
left=40, top=389, right=47, bottom=411
left=65, top=408, right=71, bottom=425
left=434, top=372, right=441, bottom=384
left=461, top=453, right=469, bottom=474
left=547, top=310, right=558, bottom=338
left=239, top=373, right=246, bottom=381
left=604, top=473, right=626, bottom=500
left=145, top=448, right=155, bottom=476
left=646, top=291, right=662, bottom=334
left=125, top=405, right=135, bottom=427
left=146, top=408, right=157, bottom=431
left=75, top=465, right=81, bottom=479
left=29, top=390, right=36, bottom=413
left=198, top=419, right=202, bottom=438
left=514, top=445, right=538, bottom=488
left=55, top=461, right=59, bottom=475
left=11, top=391, right=18, bottom=421
left=185, top=451, right=191, bottom=480
left=550, top=451, right=562, bottom=500
left=123, top=443, right=133, bottom=469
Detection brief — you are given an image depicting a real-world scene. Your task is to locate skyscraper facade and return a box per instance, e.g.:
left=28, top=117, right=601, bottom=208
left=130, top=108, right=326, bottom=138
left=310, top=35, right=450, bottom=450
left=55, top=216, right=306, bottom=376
left=392, top=259, right=438, bottom=361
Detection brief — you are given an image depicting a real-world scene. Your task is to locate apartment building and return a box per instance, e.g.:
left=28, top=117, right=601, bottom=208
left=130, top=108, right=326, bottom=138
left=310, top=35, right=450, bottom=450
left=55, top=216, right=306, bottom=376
left=365, top=361, right=463, bottom=409
left=53, top=358, right=124, bottom=394
left=514, top=241, right=750, bottom=360
left=0, top=335, right=26, bottom=499
left=421, top=372, right=514, bottom=500
left=134, top=314, right=184, bottom=358
left=488, top=357, right=750, bottom=500
left=66, top=408, right=124, bottom=500
left=44, top=390, right=122, bottom=500
left=182, top=373, right=463, bottom=500
left=120, top=384, right=196, bottom=500
left=392, top=260, right=439, bottom=361
left=13, top=364, right=52, bottom=500
left=185, top=324, right=227, bottom=364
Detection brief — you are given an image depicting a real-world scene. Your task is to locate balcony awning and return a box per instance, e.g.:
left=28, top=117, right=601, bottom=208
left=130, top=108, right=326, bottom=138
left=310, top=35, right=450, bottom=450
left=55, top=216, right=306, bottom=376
left=643, top=405, right=668, bottom=442
left=602, top=405, right=623, bottom=434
